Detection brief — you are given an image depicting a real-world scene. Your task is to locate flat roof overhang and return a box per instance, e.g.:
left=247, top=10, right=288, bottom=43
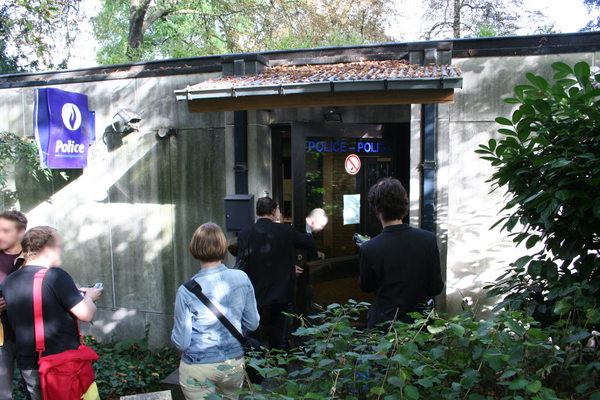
left=175, top=77, right=462, bottom=112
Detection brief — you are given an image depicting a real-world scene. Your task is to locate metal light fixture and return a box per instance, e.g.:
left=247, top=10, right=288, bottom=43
left=324, top=108, right=343, bottom=122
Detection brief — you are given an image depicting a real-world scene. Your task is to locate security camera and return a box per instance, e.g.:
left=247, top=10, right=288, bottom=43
left=112, top=108, right=142, bottom=134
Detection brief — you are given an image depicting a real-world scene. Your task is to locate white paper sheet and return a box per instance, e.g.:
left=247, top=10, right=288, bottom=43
left=343, top=194, right=361, bottom=225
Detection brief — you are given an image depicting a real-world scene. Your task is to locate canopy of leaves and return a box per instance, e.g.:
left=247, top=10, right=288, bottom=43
left=581, top=0, right=600, bottom=31
left=93, top=0, right=394, bottom=64
left=0, top=0, right=80, bottom=71
left=422, top=0, right=550, bottom=39
left=477, top=61, right=600, bottom=326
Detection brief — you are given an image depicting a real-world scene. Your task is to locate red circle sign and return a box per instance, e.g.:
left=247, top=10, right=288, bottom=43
left=345, top=154, right=361, bottom=175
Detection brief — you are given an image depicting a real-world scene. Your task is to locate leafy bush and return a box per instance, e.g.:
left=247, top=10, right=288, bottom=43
left=12, top=333, right=179, bottom=400
left=0, top=131, right=54, bottom=207
left=476, top=61, right=600, bottom=326
left=245, top=302, right=599, bottom=400
left=87, top=334, right=179, bottom=399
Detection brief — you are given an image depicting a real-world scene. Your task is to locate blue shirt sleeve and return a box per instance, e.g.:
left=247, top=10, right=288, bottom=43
left=171, top=286, right=192, bottom=352
left=241, top=278, right=260, bottom=332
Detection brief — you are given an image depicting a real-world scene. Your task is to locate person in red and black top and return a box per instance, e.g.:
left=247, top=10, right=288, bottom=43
left=3, top=227, right=103, bottom=400
left=0, top=210, right=26, bottom=400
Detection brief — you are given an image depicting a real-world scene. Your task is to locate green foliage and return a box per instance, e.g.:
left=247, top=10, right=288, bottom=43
left=243, top=302, right=599, bottom=399
left=0, top=132, right=55, bottom=207
left=477, top=61, right=600, bottom=326
left=0, top=132, right=51, bottom=187
left=422, top=0, right=549, bottom=39
left=85, top=334, right=179, bottom=399
left=0, top=0, right=80, bottom=70
left=93, top=0, right=394, bottom=64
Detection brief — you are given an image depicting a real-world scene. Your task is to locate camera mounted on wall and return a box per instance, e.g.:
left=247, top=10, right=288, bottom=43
left=111, top=108, right=141, bottom=136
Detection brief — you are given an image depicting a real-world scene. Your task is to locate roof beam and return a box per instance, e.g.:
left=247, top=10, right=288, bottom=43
left=186, top=89, right=454, bottom=112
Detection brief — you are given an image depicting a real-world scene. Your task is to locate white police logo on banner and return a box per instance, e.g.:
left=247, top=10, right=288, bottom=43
left=61, top=103, right=82, bottom=131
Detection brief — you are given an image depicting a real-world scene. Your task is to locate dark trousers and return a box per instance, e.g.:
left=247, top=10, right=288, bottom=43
left=0, top=338, right=14, bottom=400
left=251, top=303, right=293, bottom=351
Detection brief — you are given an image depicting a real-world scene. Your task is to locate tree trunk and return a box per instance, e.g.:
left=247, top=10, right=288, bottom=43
left=127, top=0, right=151, bottom=60
left=452, top=0, right=461, bottom=38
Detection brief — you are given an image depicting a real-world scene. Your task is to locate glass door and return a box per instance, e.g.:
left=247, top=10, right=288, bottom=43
left=290, top=123, right=403, bottom=306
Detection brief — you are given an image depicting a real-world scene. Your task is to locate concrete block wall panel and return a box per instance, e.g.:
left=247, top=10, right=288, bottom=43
left=452, top=53, right=595, bottom=123
left=409, top=104, right=421, bottom=228
left=247, top=111, right=272, bottom=199
left=169, top=127, right=227, bottom=283
left=0, top=89, right=25, bottom=133
left=445, top=121, right=521, bottom=316
left=435, top=103, right=450, bottom=312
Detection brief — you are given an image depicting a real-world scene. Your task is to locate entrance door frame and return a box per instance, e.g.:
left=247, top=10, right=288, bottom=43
left=290, top=122, right=386, bottom=230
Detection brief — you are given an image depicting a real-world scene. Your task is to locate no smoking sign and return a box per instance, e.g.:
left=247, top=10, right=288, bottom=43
left=345, top=154, right=361, bottom=175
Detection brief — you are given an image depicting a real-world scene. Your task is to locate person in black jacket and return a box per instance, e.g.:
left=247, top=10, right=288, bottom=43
left=359, top=178, right=444, bottom=328
left=236, top=197, right=314, bottom=350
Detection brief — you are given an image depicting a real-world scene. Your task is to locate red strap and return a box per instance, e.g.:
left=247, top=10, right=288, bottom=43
left=33, top=268, right=48, bottom=356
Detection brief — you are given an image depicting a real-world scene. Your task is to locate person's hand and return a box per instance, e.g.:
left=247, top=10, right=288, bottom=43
left=0, top=297, right=6, bottom=313
left=295, top=265, right=304, bottom=276
left=80, top=287, right=103, bottom=303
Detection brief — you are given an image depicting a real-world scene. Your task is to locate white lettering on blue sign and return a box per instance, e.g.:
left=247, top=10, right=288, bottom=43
left=55, top=140, right=85, bottom=154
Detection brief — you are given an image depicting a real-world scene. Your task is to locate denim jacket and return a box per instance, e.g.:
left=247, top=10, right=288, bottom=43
left=171, top=264, right=260, bottom=364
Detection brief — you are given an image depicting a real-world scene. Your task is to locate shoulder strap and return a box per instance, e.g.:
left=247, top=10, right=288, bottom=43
left=183, top=280, right=245, bottom=345
left=33, top=268, right=48, bottom=356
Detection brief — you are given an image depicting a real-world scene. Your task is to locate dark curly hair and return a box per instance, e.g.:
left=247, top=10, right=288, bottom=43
left=0, top=210, right=27, bottom=231
left=368, top=177, right=408, bottom=222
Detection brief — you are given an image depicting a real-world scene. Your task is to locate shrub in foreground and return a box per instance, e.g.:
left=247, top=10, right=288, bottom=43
left=244, top=302, right=599, bottom=400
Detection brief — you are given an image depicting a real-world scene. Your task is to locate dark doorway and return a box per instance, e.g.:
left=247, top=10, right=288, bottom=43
left=271, top=122, right=410, bottom=306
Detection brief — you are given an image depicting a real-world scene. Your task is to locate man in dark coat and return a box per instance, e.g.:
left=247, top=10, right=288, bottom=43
left=359, top=178, right=444, bottom=328
left=236, top=197, right=314, bottom=349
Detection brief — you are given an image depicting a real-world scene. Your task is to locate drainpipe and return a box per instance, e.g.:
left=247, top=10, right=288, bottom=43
left=233, top=110, right=248, bottom=194
left=222, top=55, right=269, bottom=194
left=420, top=103, right=436, bottom=232
left=232, top=59, right=248, bottom=194
left=409, top=42, right=451, bottom=233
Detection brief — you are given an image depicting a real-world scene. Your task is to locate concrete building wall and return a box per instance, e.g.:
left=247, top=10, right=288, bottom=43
left=0, top=72, right=230, bottom=347
left=443, top=51, right=598, bottom=315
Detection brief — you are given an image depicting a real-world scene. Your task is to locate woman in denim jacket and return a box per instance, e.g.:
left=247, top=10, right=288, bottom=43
left=172, top=223, right=260, bottom=400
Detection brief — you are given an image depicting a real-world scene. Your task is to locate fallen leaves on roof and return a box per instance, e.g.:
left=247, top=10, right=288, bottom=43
left=187, top=60, right=462, bottom=90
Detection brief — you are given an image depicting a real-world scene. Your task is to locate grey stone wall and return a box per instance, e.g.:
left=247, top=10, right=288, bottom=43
left=0, top=73, right=229, bottom=347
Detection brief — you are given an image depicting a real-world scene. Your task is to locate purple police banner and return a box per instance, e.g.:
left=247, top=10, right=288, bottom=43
left=34, top=88, right=93, bottom=169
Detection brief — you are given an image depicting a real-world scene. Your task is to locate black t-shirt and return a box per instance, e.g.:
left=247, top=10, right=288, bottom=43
left=3, top=266, right=84, bottom=369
